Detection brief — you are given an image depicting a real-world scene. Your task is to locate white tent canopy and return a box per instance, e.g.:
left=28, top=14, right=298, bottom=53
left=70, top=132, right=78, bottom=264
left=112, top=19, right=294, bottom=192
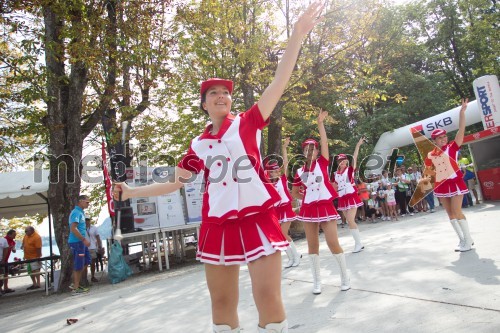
left=0, top=170, right=50, bottom=219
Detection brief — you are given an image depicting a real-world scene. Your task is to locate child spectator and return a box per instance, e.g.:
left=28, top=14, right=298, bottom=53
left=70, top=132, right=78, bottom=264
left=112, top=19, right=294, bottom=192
left=385, top=184, right=398, bottom=221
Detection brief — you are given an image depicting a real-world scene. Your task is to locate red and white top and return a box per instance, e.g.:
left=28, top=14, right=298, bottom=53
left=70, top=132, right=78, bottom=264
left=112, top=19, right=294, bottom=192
left=333, top=166, right=357, bottom=197
left=293, top=156, right=338, bottom=206
left=273, top=174, right=293, bottom=207
left=178, top=104, right=281, bottom=224
left=424, top=141, right=461, bottom=183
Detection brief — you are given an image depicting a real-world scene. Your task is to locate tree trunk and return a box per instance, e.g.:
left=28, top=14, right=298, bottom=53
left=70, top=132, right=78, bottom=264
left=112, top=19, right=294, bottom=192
left=44, top=5, right=87, bottom=293
left=267, top=101, right=284, bottom=156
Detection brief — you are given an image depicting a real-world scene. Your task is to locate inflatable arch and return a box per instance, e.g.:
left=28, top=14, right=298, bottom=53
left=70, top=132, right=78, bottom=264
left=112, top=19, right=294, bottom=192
left=365, top=75, right=500, bottom=175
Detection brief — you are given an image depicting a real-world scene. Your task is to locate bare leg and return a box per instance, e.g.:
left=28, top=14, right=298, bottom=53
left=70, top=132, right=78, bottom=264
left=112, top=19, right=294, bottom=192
left=248, top=252, right=286, bottom=328
left=345, top=208, right=358, bottom=229
left=320, top=220, right=343, bottom=254
left=280, top=221, right=292, bottom=242
left=73, top=269, right=82, bottom=289
left=303, top=222, right=320, bottom=254
left=205, top=264, right=240, bottom=329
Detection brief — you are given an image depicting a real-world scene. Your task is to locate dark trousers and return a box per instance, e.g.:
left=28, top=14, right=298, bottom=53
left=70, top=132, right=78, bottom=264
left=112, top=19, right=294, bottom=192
left=395, top=190, right=408, bottom=214
left=425, top=193, right=435, bottom=210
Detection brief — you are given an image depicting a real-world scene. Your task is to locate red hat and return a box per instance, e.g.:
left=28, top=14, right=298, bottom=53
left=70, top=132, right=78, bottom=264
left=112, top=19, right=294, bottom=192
left=200, top=78, right=234, bottom=97
left=301, top=139, right=319, bottom=149
left=264, top=161, right=280, bottom=171
left=337, top=153, right=348, bottom=161
left=431, top=129, right=447, bottom=139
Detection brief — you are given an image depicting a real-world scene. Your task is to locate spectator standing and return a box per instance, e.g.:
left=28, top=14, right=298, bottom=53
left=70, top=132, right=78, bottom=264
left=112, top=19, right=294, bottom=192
left=461, top=166, right=476, bottom=208
left=458, top=153, right=481, bottom=205
left=68, top=195, right=91, bottom=295
left=385, top=184, right=398, bottom=221
left=356, top=180, right=369, bottom=221
left=85, top=218, right=103, bottom=282
left=394, top=168, right=412, bottom=216
left=0, top=234, right=9, bottom=295
left=23, top=226, right=43, bottom=290
left=1, top=230, right=17, bottom=294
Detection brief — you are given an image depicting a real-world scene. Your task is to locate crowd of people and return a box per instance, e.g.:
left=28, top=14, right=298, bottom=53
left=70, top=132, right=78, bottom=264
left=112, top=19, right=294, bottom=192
left=351, top=165, right=437, bottom=224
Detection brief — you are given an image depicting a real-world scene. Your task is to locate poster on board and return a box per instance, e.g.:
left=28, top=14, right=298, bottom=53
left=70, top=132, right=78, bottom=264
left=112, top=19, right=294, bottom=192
left=184, top=172, right=204, bottom=223
left=157, top=190, right=186, bottom=228
left=130, top=196, right=160, bottom=230
left=128, top=167, right=160, bottom=230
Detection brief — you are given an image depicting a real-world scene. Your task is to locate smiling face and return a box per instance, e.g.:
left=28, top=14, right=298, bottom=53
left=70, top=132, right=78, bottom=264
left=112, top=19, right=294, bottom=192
left=202, top=84, right=232, bottom=119
left=433, top=134, right=448, bottom=148
left=303, top=144, right=318, bottom=162
left=268, top=169, right=281, bottom=180
left=338, top=159, right=348, bottom=170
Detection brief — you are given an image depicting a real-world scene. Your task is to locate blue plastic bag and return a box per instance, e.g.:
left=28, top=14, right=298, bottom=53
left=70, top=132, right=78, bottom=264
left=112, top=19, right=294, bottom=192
left=108, top=242, right=132, bottom=284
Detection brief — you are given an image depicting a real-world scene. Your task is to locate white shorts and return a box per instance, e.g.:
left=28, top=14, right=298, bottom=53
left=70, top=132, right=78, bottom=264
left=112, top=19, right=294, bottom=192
left=29, top=261, right=41, bottom=271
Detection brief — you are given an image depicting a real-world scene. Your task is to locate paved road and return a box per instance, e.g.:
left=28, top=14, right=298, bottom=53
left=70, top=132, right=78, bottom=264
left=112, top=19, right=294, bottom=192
left=2, top=202, right=499, bottom=332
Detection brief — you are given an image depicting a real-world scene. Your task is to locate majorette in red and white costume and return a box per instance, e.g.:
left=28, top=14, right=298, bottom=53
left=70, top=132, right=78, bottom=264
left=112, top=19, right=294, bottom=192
left=333, top=154, right=363, bottom=211
left=425, top=127, right=473, bottom=253
left=293, top=139, right=340, bottom=222
left=178, top=79, right=288, bottom=266
left=265, top=162, right=297, bottom=223
left=425, top=129, right=469, bottom=198
left=265, top=161, right=301, bottom=268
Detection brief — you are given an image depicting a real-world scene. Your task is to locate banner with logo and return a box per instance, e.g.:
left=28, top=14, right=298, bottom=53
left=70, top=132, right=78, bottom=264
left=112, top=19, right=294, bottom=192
left=473, top=75, right=500, bottom=130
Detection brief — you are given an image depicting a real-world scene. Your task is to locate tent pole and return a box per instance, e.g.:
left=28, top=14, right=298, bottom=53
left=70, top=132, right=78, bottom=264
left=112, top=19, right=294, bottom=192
left=37, top=193, right=54, bottom=284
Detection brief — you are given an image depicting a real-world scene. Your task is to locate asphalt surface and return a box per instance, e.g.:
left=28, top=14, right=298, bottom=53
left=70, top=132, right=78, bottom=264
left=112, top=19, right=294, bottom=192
left=1, top=202, right=499, bottom=332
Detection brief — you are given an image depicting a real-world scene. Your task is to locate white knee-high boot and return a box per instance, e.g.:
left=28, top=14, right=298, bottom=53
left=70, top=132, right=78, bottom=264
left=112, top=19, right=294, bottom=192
left=350, top=228, right=364, bottom=253
left=290, top=241, right=301, bottom=267
left=284, top=247, right=294, bottom=268
left=457, top=219, right=474, bottom=252
left=333, top=253, right=351, bottom=291
left=257, top=319, right=288, bottom=333
left=449, top=219, right=464, bottom=251
left=213, top=324, right=241, bottom=333
left=309, top=254, right=321, bottom=294
left=284, top=241, right=301, bottom=268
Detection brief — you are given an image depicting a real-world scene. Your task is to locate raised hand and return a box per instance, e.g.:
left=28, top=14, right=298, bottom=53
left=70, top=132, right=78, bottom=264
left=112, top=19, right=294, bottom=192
left=317, top=109, right=328, bottom=123
left=294, top=1, right=325, bottom=38
left=283, top=137, right=290, bottom=148
left=460, top=98, right=469, bottom=114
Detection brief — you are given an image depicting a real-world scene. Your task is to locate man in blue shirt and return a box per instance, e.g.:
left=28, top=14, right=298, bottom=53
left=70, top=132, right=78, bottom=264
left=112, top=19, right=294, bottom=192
left=68, top=195, right=91, bottom=295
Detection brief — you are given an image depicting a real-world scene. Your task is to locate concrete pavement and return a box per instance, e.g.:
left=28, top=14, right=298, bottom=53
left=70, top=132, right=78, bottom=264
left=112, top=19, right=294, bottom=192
left=1, top=202, right=499, bottom=332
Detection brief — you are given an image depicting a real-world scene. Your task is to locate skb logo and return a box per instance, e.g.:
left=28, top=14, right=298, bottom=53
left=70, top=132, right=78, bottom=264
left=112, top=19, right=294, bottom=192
left=426, top=117, right=453, bottom=132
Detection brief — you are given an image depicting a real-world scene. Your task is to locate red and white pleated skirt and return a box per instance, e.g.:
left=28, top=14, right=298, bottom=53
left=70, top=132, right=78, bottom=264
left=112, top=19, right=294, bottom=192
left=275, top=203, right=297, bottom=223
left=337, top=192, right=363, bottom=211
left=196, top=210, right=289, bottom=265
left=434, top=177, right=469, bottom=198
left=297, top=200, right=341, bottom=223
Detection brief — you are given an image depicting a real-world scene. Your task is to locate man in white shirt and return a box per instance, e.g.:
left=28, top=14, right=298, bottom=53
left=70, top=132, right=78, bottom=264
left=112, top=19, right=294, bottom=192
left=85, top=218, right=103, bottom=283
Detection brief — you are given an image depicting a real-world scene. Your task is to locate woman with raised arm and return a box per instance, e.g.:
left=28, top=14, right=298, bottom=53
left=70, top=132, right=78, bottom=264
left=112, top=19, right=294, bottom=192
left=424, top=98, right=474, bottom=252
left=291, top=110, right=350, bottom=295
left=265, top=137, right=301, bottom=268
left=113, top=3, right=325, bottom=333
left=332, top=138, right=365, bottom=253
